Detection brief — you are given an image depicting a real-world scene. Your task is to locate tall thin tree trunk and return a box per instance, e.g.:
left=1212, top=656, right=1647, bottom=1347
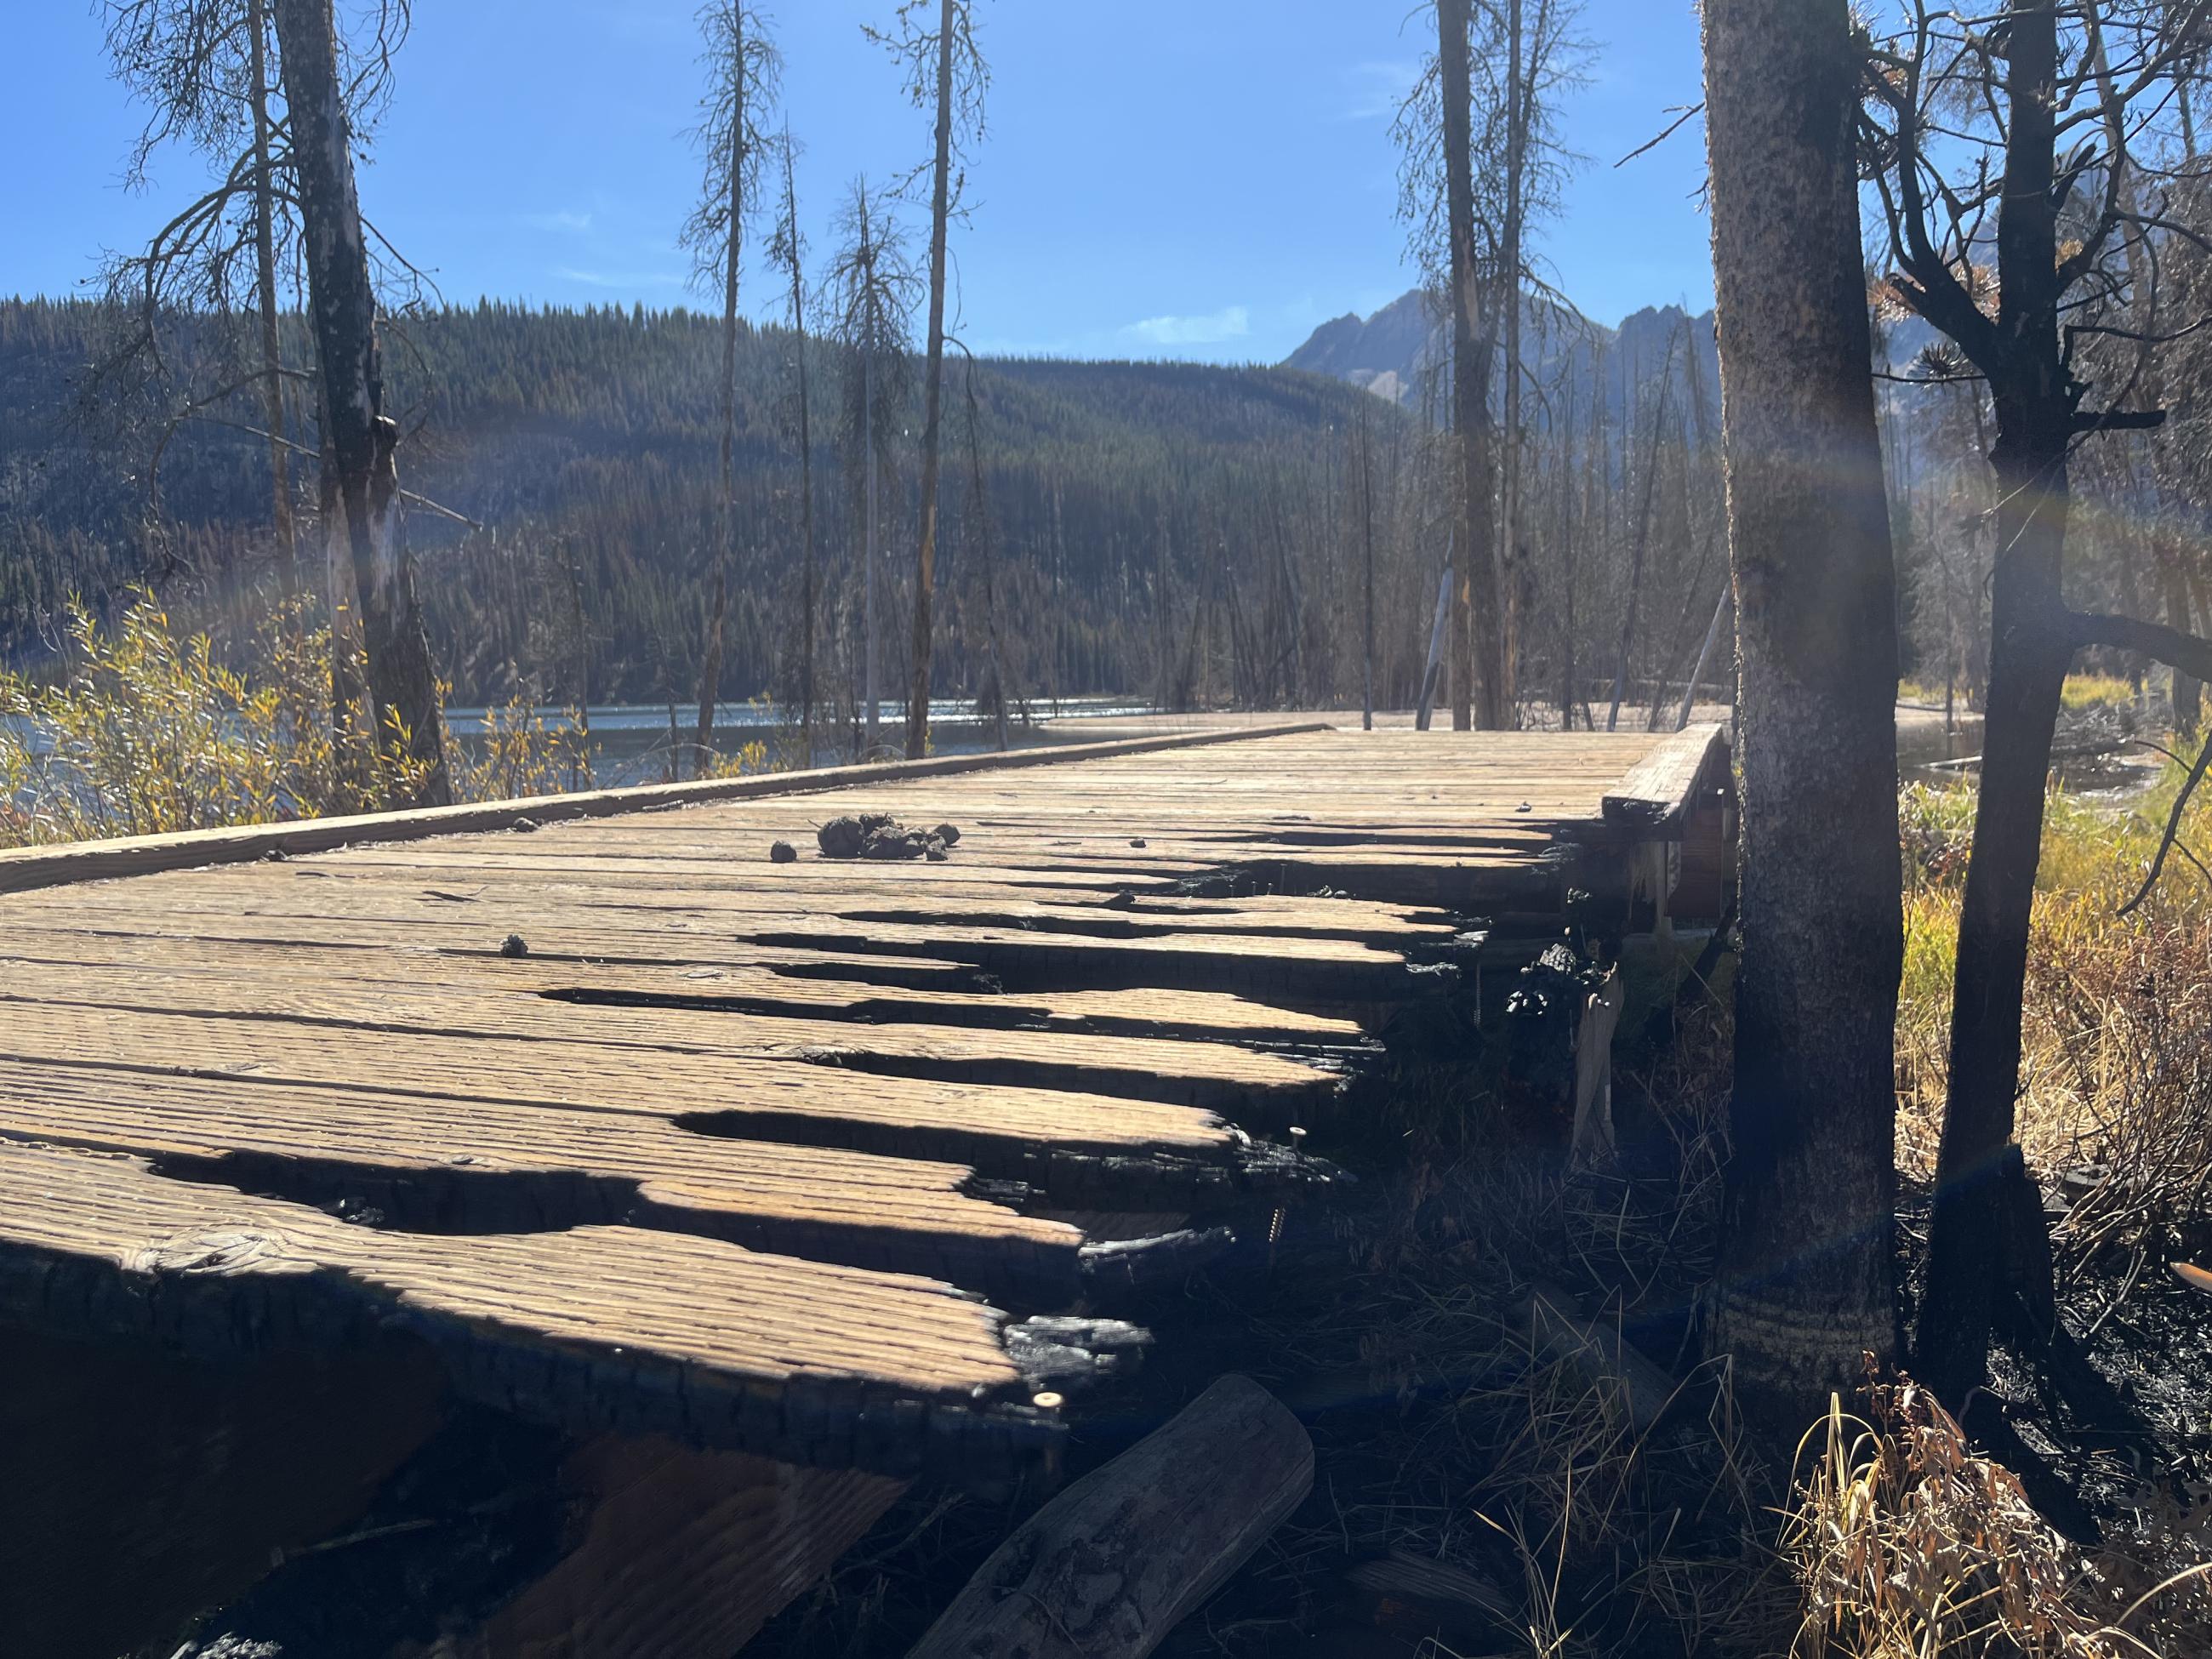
left=2169, top=562, right=2203, bottom=732
left=272, top=0, right=448, bottom=808
left=1916, top=1, right=2077, bottom=1406
left=1499, top=0, right=1525, bottom=716
left=962, top=355, right=1011, bottom=750
left=1415, top=556, right=1452, bottom=732
left=696, top=0, right=748, bottom=777
left=247, top=0, right=294, bottom=590
left=783, top=142, right=818, bottom=768
left=1438, top=0, right=1502, bottom=731
left=906, top=0, right=956, bottom=759
left=795, top=340, right=818, bottom=767
left=1557, top=363, right=1581, bottom=728
left=1360, top=397, right=1377, bottom=730
left=1701, top=0, right=1903, bottom=1416
left=1155, top=516, right=1172, bottom=713
left=1607, top=330, right=1679, bottom=730
left=864, top=345, right=879, bottom=751
left=1049, top=481, right=1068, bottom=715
left=1676, top=588, right=1730, bottom=732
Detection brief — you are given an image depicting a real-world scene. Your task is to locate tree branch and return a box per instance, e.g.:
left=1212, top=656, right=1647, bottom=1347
left=2119, top=727, right=2212, bottom=916
left=2070, top=408, right=2168, bottom=434
left=2071, top=610, right=2212, bottom=683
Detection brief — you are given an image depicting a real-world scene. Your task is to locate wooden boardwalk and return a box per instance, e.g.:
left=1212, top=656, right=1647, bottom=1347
left=0, top=724, right=1729, bottom=1488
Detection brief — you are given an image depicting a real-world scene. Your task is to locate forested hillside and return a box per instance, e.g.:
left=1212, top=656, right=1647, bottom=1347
left=0, top=297, right=1409, bottom=710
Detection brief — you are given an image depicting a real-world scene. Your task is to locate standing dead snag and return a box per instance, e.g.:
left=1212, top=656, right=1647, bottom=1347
left=242, top=0, right=294, bottom=584
left=98, top=0, right=402, bottom=590
left=684, top=0, right=780, bottom=778
left=1859, top=0, right=2212, bottom=1405
left=907, top=1374, right=1313, bottom=1659
left=1395, top=0, right=1580, bottom=730
left=771, top=125, right=819, bottom=767
left=271, top=0, right=448, bottom=807
left=827, top=180, right=920, bottom=755
left=1436, top=0, right=1501, bottom=731
left=869, top=0, right=989, bottom=761
left=1700, top=0, right=1904, bottom=1416
left=958, top=345, right=1013, bottom=750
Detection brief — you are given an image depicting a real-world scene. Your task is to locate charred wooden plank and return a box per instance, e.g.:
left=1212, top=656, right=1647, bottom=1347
left=907, top=1373, right=1313, bottom=1659
left=0, top=1142, right=1058, bottom=1479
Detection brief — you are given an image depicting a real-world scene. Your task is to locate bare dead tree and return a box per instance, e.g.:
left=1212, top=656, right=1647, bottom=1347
left=824, top=180, right=920, bottom=755
left=269, top=0, right=446, bottom=805
left=1497, top=0, right=1589, bottom=713
left=1396, top=1, right=1582, bottom=728
left=681, top=0, right=780, bottom=778
left=1859, top=0, right=2212, bottom=1405
left=769, top=123, right=818, bottom=767
left=868, top=0, right=989, bottom=759
left=97, top=0, right=399, bottom=582
left=1359, top=395, right=1377, bottom=730
left=955, top=343, right=1011, bottom=750
left=1437, top=0, right=1501, bottom=729
left=1606, top=322, right=1679, bottom=731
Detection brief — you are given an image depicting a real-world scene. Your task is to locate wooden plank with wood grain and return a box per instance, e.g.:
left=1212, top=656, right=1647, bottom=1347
left=0, top=723, right=1711, bottom=1497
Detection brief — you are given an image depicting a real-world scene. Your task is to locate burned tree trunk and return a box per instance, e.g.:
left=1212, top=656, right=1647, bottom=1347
left=247, top=0, right=294, bottom=586
left=1700, top=0, right=1903, bottom=1415
left=781, top=141, right=820, bottom=769
left=1606, top=329, right=1679, bottom=732
left=272, top=0, right=448, bottom=807
left=696, top=2, right=755, bottom=778
left=1438, top=0, right=1502, bottom=731
left=1912, top=2, right=2107, bottom=1406
left=1915, top=13, right=2078, bottom=1403
left=906, top=0, right=957, bottom=760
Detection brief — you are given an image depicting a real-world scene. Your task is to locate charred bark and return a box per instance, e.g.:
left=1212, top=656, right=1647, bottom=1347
left=1437, top=0, right=1503, bottom=731
left=272, top=0, right=448, bottom=808
left=907, top=0, right=957, bottom=760
left=1701, top=0, right=1904, bottom=1416
left=1915, top=3, right=2078, bottom=1406
left=247, top=0, right=294, bottom=587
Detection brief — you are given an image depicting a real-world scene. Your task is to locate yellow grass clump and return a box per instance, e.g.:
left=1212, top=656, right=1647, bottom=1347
left=1785, top=1377, right=2212, bottom=1658
left=1893, top=761, right=2212, bottom=1263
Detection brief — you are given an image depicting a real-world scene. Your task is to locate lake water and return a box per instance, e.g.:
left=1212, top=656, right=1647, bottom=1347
left=3, top=697, right=1160, bottom=790
left=430, top=696, right=1157, bottom=785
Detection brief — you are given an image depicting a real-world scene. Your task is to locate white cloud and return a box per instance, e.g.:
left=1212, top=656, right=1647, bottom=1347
left=556, top=265, right=684, bottom=289
left=1120, top=305, right=1251, bottom=348
left=522, top=209, right=595, bottom=234
left=1342, top=60, right=1420, bottom=122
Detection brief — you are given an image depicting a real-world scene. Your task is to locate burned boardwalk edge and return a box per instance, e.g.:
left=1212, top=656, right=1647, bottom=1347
left=0, top=723, right=1730, bottom=1653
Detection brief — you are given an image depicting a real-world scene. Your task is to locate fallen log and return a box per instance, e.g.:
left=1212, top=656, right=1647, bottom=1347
left=907, top=1373, right=1312, bottom=1659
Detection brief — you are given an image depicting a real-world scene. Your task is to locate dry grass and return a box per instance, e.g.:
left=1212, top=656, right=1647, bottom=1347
left=1196, top=1006, right=1805, bottom=1659
left=1784, top=1377, right=2212, bottom=1659
left=2061, top=673, right=2142, bottom=713
left=1894, top=764, right=2212, bottom=1280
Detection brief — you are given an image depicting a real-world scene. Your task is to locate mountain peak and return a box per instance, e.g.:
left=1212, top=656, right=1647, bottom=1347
left=1283, top=287, right=1721, bottom=425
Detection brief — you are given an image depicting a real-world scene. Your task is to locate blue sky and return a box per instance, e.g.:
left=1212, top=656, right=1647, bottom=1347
left=3, top=1, right=1717, bottom=364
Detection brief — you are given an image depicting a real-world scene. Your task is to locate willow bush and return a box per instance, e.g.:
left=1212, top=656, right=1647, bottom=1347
left=0, top=593, right=589, bottom=847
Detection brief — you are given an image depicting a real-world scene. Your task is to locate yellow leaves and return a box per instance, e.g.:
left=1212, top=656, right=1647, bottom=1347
left=0, top=591, right=498, bottom=848
left=445, top=694, right=594, bottom=804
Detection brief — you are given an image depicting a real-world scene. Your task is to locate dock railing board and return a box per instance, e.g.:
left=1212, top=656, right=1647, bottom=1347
left=0, top=721, right=1730, bottom=1656
left=1599, top=722, right=1732, bottom=836
left=0, top=722, right=1331, bottom=894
